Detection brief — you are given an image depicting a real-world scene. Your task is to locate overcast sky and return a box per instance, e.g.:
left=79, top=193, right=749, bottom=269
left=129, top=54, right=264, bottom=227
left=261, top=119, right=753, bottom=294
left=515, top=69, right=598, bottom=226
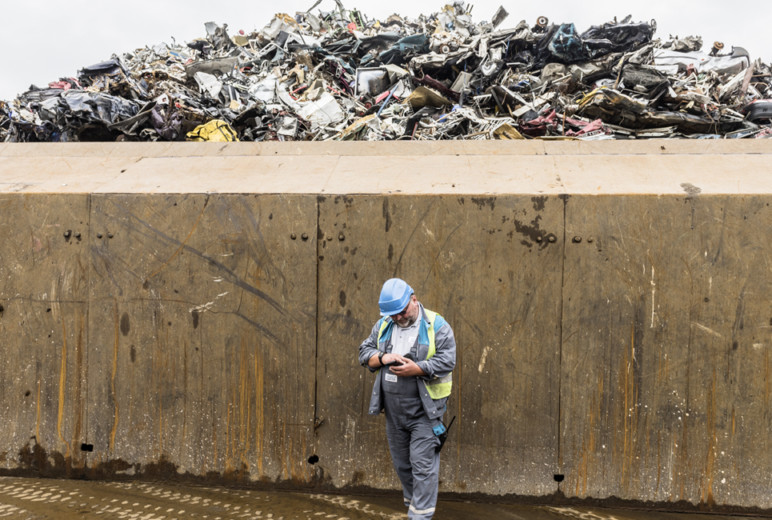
left=1, top=0, right=770, bottom=101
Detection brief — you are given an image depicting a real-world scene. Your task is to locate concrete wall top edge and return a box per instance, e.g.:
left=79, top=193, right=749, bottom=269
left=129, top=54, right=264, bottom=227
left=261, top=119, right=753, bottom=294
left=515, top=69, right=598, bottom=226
left=1, top=140, right=771, bottom=157
left=1, top=142, right=770, bottom=195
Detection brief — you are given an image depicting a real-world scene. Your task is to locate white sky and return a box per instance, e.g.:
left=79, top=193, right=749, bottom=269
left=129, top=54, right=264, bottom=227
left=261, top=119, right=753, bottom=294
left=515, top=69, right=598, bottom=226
left=1, top=0, right=770, bottom=101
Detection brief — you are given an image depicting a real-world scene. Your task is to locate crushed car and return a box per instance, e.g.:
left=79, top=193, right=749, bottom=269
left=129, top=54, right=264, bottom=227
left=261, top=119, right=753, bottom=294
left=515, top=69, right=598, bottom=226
left=1, top=1, right=770, bottom=142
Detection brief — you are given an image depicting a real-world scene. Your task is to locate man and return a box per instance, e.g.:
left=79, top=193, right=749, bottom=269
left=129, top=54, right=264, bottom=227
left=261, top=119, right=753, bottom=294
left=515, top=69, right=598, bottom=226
left=358, top=278, right=456, bottom=520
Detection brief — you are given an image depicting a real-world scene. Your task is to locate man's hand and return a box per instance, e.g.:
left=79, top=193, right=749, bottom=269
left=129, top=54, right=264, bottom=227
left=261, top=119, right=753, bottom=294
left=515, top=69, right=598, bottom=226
left=368, top=353, right=426, bottom=376
left=388, top=354, right=425, bottom=377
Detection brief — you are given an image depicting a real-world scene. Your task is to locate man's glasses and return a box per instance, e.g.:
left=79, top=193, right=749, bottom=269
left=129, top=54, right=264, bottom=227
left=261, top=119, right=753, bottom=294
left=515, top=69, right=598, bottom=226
left=391, top=300, right=411, bottom=318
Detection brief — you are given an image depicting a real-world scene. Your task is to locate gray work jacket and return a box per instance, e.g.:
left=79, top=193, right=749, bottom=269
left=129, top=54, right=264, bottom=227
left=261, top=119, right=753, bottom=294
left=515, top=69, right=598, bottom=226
left=358, top=303, right=456, bottom=420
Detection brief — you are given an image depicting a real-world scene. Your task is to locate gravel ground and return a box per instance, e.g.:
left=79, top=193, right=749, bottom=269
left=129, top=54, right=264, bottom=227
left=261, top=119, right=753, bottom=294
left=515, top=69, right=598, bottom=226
left=0, top=477, right=765, bottom=520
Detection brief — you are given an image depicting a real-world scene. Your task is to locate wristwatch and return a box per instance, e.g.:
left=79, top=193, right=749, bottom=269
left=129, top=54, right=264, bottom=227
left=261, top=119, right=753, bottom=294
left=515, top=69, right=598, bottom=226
left=378, top=351, right=385, bottom=366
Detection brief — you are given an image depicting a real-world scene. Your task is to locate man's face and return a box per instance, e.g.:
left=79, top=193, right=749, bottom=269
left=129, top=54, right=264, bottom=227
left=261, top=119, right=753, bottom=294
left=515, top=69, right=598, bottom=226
left=391, top=295, right=418, bottom=328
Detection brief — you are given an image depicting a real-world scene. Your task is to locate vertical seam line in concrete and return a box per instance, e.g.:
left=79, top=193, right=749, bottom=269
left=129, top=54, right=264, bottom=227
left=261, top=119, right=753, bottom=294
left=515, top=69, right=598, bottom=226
left=313, top=196, right=321, bottom=445
left=557, top=194, right=568, bottom=483
left=85, top=192, right=92, bottom=455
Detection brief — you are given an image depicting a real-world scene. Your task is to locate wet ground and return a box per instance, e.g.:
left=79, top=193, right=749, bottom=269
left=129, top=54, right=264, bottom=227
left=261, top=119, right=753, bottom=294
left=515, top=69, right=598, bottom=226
left=0, top=477, right=766, bottom=519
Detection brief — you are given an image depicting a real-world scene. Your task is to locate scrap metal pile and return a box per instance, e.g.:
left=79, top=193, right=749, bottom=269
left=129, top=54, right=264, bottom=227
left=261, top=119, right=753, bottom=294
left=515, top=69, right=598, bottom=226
left=2, top=1, right=771, bottom=142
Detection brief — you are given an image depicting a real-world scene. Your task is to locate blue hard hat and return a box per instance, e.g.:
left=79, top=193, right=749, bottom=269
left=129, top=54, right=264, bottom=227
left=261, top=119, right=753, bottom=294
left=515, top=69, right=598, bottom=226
left=378, top=278, right=413, bottom=316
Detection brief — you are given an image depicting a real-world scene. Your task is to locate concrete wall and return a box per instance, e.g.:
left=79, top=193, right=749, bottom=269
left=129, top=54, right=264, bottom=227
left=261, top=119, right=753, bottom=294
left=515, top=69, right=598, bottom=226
left=0, top=142, right=769, bottom=510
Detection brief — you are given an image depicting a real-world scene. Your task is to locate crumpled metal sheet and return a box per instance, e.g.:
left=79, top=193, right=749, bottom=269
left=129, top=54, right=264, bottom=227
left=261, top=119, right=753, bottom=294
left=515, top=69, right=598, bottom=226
left=2, top=1, right=771, bottom=142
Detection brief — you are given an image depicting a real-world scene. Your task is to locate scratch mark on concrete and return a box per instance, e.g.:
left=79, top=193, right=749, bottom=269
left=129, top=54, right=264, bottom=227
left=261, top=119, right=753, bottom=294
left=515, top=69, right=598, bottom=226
left=122, top=203, right=287, bottom=318
left=189, top=292, right=229, bottom=313
left=147, top=195, right=210, bottom=280
left=345, top=415, right=357, bottom=447
left=50, top=281, right=60, bottom=323
left=421, top=222, right=436, bottom=241
left=232, top=311, right=281, bottom=343
left=478, top=346, right=491, bottom=373
left=691, top=322, right=724, bottom=339
left=393, top=202, right=435, bottom=276
left=423, top=221, right=463, bottom=288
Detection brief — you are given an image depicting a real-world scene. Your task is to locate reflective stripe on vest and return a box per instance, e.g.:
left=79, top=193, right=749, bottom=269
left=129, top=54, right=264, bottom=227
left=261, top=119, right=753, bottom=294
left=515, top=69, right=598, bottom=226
left=377, top=309, right=452, bottom=400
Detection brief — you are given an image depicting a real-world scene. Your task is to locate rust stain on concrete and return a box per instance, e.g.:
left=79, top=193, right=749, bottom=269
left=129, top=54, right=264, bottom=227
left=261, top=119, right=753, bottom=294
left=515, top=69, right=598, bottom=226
left=73, top=313, right=85, bottom=466
left=109, top=301, right=120, bottom=453
left=238, top=336, right=251, bottom=472
left=211, top=401, right=219, bottom=476
left=225, top=380, right=234, bottom=473
left=35, top=381, right=41, bottom=443
left=56, top=320, right=69, bottom=458
left=255, top=352, right=265, bottom=476
left=702, top=370, right=718, bottom=506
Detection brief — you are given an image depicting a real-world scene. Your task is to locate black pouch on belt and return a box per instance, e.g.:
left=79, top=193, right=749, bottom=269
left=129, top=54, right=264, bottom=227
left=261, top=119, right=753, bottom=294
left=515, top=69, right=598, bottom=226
left=433, top=416, right=456, bottom=453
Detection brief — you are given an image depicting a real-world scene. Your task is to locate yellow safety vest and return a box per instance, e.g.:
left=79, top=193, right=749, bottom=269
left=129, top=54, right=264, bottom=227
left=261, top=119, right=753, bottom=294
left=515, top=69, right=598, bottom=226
left=377, top=309, right=452, bottom=399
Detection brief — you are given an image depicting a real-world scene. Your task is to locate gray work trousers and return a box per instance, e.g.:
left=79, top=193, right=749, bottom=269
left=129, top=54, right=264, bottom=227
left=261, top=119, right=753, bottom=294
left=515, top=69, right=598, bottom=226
left=382, top=373, right=442, bottom=520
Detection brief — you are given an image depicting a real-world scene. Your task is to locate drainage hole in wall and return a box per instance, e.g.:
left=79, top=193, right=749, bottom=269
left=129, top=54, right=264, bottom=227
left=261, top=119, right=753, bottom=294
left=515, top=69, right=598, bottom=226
left=81, top=443, right=94, bottom=452
left=553, top=474, right=565, bottom=482
left=307, top=455, right=319, bottom=465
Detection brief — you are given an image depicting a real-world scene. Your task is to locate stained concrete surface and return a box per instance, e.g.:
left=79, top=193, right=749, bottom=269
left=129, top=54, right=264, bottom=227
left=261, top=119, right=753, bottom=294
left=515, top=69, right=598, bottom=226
left=0, top=477, right=767, bottom=520
left=1, top=142, right=770, bottom=510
